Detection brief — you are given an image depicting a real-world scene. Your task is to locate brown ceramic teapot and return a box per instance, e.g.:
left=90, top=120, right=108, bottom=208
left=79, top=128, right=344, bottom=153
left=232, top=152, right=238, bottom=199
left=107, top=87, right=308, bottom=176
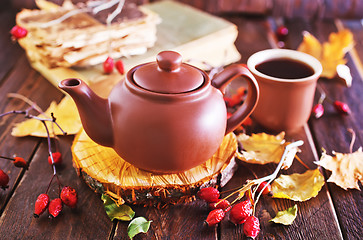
left=59, top=51, right=259, bottom=173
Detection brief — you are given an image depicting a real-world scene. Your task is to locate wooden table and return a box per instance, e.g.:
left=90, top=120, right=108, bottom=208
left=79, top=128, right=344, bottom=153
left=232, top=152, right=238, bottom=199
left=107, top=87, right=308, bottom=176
left=0, top=2, right=362, bottom=239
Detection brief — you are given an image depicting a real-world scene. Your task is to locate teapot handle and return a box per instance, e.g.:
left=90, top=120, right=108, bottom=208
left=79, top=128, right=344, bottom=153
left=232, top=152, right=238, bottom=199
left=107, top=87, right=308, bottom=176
left=211, top=64, right=259, bottom=134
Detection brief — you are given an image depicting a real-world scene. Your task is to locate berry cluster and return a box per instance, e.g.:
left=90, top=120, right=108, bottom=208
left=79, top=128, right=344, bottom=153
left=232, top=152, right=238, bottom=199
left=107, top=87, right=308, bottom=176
left=35, top=137, right=78, bottom=219
left=103, top=56, right=125, bottom=75
left=0, top=94, right=78, bottom=220
left=224, top=87, right=253, bottom=130
left=34, top=185, right=77, bottom=218
left=196, top=140, right=305, bottom=239
left=224, top=87, right=247, bottom=109
left=197, top=183, right=272, bottom=239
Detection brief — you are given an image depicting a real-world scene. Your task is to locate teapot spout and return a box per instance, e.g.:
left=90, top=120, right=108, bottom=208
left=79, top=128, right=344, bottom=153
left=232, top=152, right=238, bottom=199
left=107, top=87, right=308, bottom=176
left=59, top=78, right=114, bottom=147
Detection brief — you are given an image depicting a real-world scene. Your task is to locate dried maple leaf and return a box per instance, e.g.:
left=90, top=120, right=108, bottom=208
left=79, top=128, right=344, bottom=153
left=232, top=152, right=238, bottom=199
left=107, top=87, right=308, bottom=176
left=271, top=169, right=325, bottom=201
left=297, top=30, right=354, bottom=80
left=236, top=132, right=300, bottom=169
left=315, top=148, right=363, bottom=190
left=12, top=96, right=82, bottom=137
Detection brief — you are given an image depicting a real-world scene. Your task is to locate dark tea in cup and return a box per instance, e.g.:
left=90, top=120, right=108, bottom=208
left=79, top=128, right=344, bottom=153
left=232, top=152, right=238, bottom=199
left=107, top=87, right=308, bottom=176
left=255, top=58, right=315, bottom=79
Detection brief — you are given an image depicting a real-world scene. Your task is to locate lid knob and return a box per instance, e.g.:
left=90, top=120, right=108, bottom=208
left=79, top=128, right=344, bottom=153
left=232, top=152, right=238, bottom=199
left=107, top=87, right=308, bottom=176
left=157, top=51, right=182, bottom=72
left=133, top=51, right=204, bottom=93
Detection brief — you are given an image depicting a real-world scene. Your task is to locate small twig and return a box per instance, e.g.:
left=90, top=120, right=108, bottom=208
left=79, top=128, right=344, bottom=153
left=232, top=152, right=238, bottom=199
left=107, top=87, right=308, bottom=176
left=316, top=84, right=327, bottom=104
left=295, top=155, right=311, bottom=170
left=93, top=0, right=119, bottom=14
left=0, top=110, right=27, bottom=118
left=221, top=140, right=304, bottom=211
left=0, top=109, right=67, bottom=136
left=40, top=120, right=57, bottom=176
left=7, top=93, right=66, bottom=137
left=251, top=140, right=304, bottom=214
left=45, top=174, right=56, bottom=194
left=7, top=93, right=46, bottom=117
left=0, top=156, right=15, bottom=161
left=40, top=8, right=90, bottom=28
left=55, top=174, right=62, bottom=196
left=347, top=128, right=356, bottom=153
left=106, top=0, right=125, bottom=56
left=106, top=0, right=125, bottom=25
left=38, top=0, right=120, bottom=28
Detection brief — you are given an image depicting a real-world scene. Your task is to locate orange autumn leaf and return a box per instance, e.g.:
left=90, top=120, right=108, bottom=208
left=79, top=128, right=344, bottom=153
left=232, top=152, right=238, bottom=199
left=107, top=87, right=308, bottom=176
left=11, top=96, right=82, bottom=137
left=236, top=132, right=301, bottom=169
left=297, top=30, right=354, bottom=79
left=315, top=148, right=363, bottom=190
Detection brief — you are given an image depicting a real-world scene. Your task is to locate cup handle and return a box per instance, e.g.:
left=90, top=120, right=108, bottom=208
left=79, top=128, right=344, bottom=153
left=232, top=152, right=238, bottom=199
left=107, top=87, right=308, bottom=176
left=211, top=64, right=259, bottom=134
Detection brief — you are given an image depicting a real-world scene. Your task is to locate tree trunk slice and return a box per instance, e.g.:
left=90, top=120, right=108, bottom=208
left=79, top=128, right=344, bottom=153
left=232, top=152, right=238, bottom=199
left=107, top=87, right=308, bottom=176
left=72, top=129, right=238, bottom=205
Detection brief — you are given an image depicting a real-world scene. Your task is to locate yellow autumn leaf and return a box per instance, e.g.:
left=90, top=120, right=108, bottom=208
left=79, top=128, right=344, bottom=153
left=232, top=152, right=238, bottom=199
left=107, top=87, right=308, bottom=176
left=297, top=30, right=354, bottom=79
left=271, top=169, right=325, bottom=201
left=12, top=96, right=82, bottom=137
left=297, top=31, right=322, bottom=60
left=236, top=132, right=300, bottom=169
left=270, top=204, right=298, bottom=225
left=315, top=148, right=363, bottom=190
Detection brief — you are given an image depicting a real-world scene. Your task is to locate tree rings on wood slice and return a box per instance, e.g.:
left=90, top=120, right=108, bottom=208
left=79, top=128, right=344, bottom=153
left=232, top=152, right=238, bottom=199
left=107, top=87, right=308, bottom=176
left=72, top=129, right=238, bottom=206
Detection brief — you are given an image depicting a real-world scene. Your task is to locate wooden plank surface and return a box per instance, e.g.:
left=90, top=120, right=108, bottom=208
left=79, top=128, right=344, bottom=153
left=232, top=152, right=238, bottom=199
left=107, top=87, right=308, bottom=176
left=0, top=55, right=114, bottom=238
left=220, top=17, right=343, bottom=240
left=0, top=2, right=362, bottom=240
left=284, top=18, right=363, bottom=240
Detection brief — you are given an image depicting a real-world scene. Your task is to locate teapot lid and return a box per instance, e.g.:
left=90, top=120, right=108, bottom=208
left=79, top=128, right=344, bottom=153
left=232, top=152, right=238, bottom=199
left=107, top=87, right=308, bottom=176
left=133, top=51, right=204, bottom=93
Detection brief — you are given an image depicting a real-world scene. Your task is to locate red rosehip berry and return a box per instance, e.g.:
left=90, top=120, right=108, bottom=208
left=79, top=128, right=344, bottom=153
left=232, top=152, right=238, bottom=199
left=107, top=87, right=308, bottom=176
left=224, top=95, right=242, bottom=108
left=60, top=186, right=78, bottom=208
left=0, top=169, right=9, bottom=190
left=115, top=60, right=125, bottom=74
left=242, top=117, right=253, bottom=127
left=10, top=25, right=28, bottom=39
left=13, top=157, right=28, bottom=170
left=34, top=193, right=50, bottom=218
left=243, top=215, right=260, bottom=239
left=197, top=187, right=220, bottom=203
left=312, top=103, right=324, bottom=119
left=48, top=152, right=62, bottom=166
left=236, top=87, right=247, bottom=97
left=276, top=25, right=288, bottom=41
left=333, top=101, right=350, bottom=114
left=229, top=200, right=253, bottom=224
left=257, top=181, right=272, bottom=196
left=48, top=198, right=63, bottom=218
left=224, top=97, right=233, bottom=108
left=205, top=208, right=225, bottom=226
left=209, top=199, right=231, bottom=212
left=103, top=56, right=114, bottom=74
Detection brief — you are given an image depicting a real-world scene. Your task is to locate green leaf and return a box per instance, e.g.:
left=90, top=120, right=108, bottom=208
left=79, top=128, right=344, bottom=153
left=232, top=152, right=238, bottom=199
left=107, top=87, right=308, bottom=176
left=127, top=217, right=152, bottom=239
left=270, top=204, right=298, bottom=225
left=101, top=194, right=135, bottom=221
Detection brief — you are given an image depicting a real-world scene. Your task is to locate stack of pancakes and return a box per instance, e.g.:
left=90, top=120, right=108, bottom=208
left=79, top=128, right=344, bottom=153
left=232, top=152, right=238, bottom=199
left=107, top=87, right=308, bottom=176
left=16, top=1, right=160, bottom=68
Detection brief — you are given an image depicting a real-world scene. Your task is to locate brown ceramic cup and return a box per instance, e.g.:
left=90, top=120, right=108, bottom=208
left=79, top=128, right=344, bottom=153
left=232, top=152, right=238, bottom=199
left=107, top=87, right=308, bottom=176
left=247, top=49, right=322, bottom=132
